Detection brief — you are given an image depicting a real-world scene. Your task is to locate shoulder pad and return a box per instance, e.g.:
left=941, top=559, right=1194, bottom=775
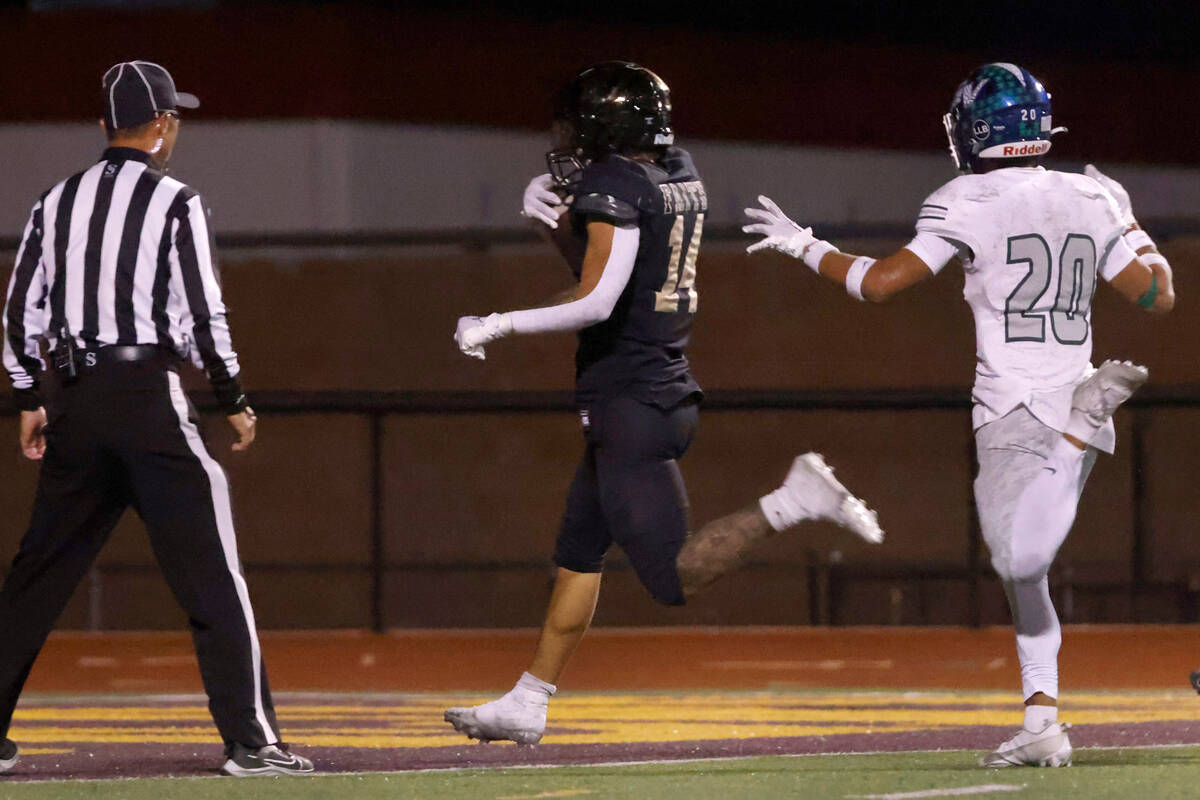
left=914, top=176, right=987, bottom=257
left=573, top=156, right=659, bottom=222
left=661, top=147, right=701, bottom=182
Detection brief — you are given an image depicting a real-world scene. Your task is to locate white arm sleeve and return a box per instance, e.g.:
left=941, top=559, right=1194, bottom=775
left=903, top=231, right=961, bottom=275
left=507, top=225, right=639, bottom=334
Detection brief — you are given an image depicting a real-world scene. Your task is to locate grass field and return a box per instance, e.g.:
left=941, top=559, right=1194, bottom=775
left=5, top=747, right=1200, bottom=799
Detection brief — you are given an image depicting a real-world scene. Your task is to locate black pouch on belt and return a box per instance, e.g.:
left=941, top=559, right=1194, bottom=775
left=51, top=327, right=78, bottom=384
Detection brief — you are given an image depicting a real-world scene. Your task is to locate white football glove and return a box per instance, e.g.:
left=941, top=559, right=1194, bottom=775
left=1085, top=164, right=1135, bottom=227
left=742, top=195, right=817, bottom=258
left=454, top=313, right=513, bottom=360
left=521, top=173, right=569, bottom=229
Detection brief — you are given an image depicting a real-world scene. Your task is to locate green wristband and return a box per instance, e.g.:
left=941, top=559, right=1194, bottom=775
left=1136, top=273, right=1158, bottom=309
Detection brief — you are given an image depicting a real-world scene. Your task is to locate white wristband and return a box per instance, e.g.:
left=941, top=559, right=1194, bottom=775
left=802, top=239, right=838, bottom=273
left=1123, top=229, right=1154, bottom=252
left=844, top=256, right=876, bottom=301
left=1141, top=252, right=1169, bottom=270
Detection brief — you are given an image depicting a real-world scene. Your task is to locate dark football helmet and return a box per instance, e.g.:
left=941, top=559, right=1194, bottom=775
left=546, top=61, right=674, bottom=186
left=943, top=62, right=1066, bottom=174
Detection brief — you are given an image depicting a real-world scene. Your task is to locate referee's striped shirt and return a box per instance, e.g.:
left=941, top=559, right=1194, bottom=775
left=3, top=146, right=243, bottom=409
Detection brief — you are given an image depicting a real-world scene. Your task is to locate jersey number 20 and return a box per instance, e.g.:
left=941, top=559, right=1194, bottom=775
left=655, top=213, right=703, bottom=313
left=1004, top=233, right=1096, bottom=345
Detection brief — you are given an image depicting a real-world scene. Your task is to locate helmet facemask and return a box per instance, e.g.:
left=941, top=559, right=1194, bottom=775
left=943, top=108, right=966, bottom=173
left=546, top=118, right=585, bottom=187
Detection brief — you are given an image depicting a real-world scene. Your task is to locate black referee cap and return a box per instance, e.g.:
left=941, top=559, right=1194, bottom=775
left=102, top=61, right=199, bottom=132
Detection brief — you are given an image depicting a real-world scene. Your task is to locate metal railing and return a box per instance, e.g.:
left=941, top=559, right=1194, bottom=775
left=1, top=215, right=1197, bottom=254
left=4, top=386, right=1193, bottom=630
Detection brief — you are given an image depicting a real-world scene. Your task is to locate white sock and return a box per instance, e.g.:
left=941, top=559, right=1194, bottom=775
left=759, top=489, right=800, bottom=531
left=512, top=671, right=556, bottom=704
left=1006, top=579, right=1062, bottom=703
left=1063, top=403, right=1103, bottom=443
left=1024, top=703, right=1058, bottom=732
left=761, top=482, right=830, bottom=531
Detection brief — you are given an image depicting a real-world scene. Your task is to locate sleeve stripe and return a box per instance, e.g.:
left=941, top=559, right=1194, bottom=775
left=916, top=215, right=947, bottom=221
left=171, top=191, right=239, bottom=381
left=3, top=201, right=47, bottom=386
left=921, top=204, right=949, bottom=210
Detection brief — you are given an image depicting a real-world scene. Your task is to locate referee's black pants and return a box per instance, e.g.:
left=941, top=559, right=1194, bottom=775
left=0, top=360, right=280, bottom=749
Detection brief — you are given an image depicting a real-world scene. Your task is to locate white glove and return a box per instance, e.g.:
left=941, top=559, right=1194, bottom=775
left=454, top=313, right=513, bottom=360
left=743, top=195, right=817, bottom=258
left=1085, top=164, right=1135, bottom=227
left=521, top=173, right=569, bottom=229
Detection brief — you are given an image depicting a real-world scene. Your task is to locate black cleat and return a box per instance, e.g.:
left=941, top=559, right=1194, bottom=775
left=0, top=738, right=18, bottom=773
left=221, top=742, right=314, bottom=777
left=1190, top=670, right=1200, bottom=694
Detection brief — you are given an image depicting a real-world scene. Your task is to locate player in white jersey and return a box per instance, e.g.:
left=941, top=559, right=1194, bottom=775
left=743, top=63, right=1175, bottom=767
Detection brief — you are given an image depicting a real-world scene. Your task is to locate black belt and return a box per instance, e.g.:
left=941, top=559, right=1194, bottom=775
left=83, top=345, right=170, bottom=365
left=58, top=345, right=175, bottom=375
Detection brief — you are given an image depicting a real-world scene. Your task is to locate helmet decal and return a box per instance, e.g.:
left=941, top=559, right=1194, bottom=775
left=993, top=62, right=1027, bottom=84
left=959, top=78, right=989, bottom=108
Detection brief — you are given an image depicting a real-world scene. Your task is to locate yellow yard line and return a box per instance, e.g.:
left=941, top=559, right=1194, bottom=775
left=8, top=690, right=1197, bottom=751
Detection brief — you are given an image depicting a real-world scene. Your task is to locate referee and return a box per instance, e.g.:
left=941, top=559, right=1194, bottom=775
left=0, top=61, right=312, bottom=778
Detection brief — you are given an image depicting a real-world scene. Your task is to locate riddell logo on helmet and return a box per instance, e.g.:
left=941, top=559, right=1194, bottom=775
left=978, top=140, right=1052, bottom=159
left=1001, top=142, right=1050, bottom=157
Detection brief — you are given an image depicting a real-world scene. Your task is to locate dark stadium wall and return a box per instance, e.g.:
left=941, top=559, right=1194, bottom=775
left=0, top=5, right=1197, bottom=165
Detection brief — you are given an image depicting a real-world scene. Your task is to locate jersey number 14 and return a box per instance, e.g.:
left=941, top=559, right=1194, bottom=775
left=1004, top=233, right=1097, bottom=345
left=655, top=213, right=703, bottom=313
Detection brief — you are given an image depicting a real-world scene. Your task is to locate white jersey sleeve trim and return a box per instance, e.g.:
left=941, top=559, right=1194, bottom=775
left=507, top=225, right=639, bottom=334
left=902, top=231, right=960, bottom=275
left=1098, top=229, right=1138, bottom=282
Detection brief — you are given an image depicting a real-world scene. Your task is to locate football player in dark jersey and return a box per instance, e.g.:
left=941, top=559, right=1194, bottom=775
left=446, top=62, right=883, bottom=745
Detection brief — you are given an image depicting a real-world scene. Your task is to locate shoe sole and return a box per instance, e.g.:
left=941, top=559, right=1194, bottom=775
left=980, top=725, right=1072, bottom=768
left=800, top=454, right=884, bottom=544
left=0, top=753, right=17, bottom=773
left=981, top=752, right=1072, bottom=768
left=444, top=708, right=542, bottom=746
left=221, top=758, right=314, bottom=777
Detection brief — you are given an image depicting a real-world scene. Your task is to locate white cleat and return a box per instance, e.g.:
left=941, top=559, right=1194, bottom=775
left=781, top=453, right=884, bottom=543
left=444, top=695, right=546, bottom=746
left=1071, top=359, right=1148, bottom=428
left=980, top=722, right=1073, bottom=768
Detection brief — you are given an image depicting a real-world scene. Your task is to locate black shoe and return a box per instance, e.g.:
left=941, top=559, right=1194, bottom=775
left=221, top=742, right=313, bottom=777
left=1191, top=669, right=1200, bottom=694
left=0, top=738, right=18, bottom=773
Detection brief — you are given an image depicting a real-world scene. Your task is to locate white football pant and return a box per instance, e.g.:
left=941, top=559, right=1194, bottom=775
left=975, top=406, right=1097, bottom=700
